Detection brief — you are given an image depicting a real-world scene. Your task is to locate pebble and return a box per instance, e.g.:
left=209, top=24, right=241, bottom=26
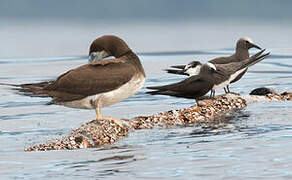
left=25, top=92, right=291, bottom=151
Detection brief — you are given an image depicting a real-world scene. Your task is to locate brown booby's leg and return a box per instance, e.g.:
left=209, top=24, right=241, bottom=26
left=94, top=105, right=123, bottom=127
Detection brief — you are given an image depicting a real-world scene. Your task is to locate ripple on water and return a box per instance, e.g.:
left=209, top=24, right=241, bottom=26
left=1, top=47, right=292, bottom=179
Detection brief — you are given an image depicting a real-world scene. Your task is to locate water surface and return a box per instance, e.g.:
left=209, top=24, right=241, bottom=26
left=1, top=21, right=292, bottom=180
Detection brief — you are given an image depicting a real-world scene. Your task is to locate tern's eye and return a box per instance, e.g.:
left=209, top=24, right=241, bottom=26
left=210, top=68, right=215, bottom=73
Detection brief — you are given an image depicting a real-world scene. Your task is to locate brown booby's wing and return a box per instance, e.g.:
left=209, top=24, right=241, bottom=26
left=44, top=57, right=136, bottom=101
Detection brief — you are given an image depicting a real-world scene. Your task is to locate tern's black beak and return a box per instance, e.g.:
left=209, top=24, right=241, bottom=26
left=249, top=42, right=262, bottom=50
left=179, top=69, right=188, bottom=75
left=171, top=65, right=186, bottom=70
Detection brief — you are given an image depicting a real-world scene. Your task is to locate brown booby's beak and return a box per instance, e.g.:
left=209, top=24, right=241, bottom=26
left=88, top=50, right=110, bottom=63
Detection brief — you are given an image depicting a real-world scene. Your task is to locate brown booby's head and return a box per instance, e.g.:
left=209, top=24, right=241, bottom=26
left=236, top=37, right=262, bottom=50
left=88, top=35, right=132, bottom=63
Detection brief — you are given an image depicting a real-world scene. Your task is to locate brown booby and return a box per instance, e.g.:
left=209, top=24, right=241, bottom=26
left=16, top=35, right=146, bottom=125
left=147, top=63, right=224, bottom=104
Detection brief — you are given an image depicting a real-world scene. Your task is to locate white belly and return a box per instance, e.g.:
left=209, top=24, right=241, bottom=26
left=61, top=74, right=145, bottom=109
left=229, top=68, right=247, bottom=83
left=212, top=80, right=229, bottom=91
left=212, top=68, right=247, bottom=91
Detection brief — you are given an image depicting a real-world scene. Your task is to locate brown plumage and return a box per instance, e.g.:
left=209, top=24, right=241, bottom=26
left=209, top=37, right=261, bottom=64
left=165, top=38, right=263, bottom=93
left=164, top=49, right=270, bottom=97
left=209, top=38, right=261, bottom=87
left=147, top=63, right=224, bottom=104
left=15, top=35, right=146, bottom=125
left=43, top=55, right=138, bottom=103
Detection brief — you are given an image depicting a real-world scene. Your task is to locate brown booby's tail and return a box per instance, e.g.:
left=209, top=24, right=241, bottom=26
left=0, top=81, right=53, bottom=98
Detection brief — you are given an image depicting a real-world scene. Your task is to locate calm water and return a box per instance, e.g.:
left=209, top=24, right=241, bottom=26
left=1, top=20, right=292, bottom=180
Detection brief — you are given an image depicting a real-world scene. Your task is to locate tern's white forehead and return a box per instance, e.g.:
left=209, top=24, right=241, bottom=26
left=185, top=63, right=191, bottom=70
left=240, top=37, right=254, bottom=43
left=185, top=61, right=201, bottom=70
left=206, top=63, right=216, bottom=70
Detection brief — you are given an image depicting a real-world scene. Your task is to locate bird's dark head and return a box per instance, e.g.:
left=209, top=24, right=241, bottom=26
left=88, top=35, right=132, bottom=63
left=236, top=37, right=261, bottom=50
left=201, top=63, right=224, bottom=76
left=183, top=61, right=202, bottom=75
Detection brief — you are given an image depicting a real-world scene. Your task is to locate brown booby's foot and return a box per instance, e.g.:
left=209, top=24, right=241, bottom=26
left=95, top=107, right=123, bottom=127
left=97, top=116, right=123, bottom=127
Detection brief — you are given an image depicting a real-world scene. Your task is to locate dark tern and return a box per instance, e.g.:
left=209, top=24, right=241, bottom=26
left=165, top=49, right=270, bottom=97
left=147, top=63, right=224, bottom=104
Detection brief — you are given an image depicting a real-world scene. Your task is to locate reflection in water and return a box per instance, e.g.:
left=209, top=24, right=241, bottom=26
left=264, top=61, right=292, bottom=68
left=250, top=70, right=292, bottom=74
left=189, top=110, right=250, bottom=136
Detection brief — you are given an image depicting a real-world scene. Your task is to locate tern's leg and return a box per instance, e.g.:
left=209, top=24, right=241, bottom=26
left=227, top=85, right=231, bottom=93
left=210, top=90, right=214, bottom=98
left=212, top=91, right=216, bottom=98
left=95, top=106, right=123, bottom=127
left=195, top=99, right=201, bottom=106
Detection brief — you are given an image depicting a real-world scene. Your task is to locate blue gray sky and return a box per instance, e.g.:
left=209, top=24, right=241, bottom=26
left=0, top=0, right=291, bottom=20
left=0, top=0, right=292, bottom=58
